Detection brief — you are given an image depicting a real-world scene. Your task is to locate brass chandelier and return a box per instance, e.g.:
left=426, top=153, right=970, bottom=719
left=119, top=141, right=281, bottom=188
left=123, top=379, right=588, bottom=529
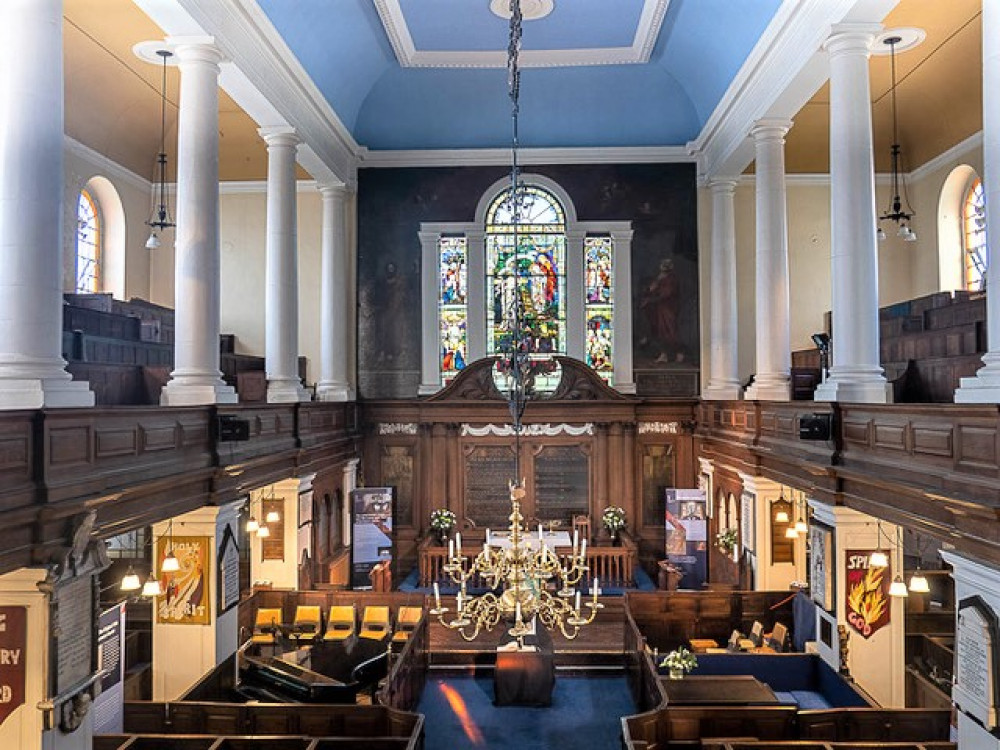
left=429, top=0, right=601, bottom=642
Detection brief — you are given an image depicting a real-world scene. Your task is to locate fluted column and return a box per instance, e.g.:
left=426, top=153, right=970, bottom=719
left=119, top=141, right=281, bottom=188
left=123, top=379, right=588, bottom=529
left=744, top=120, right=792, bottom=401
left=815, top=24, right=891, bottom=404
left=316, top=184, right=352, bottom=401
left=0, top=0, right=93, bottom=409
left=956, top=0, right=1000, bottom=402
left=703, top=178, right=742, bottom=400
left=262, top=127, right=310, bottom=403
left=160, top=39, right=236, bottom=406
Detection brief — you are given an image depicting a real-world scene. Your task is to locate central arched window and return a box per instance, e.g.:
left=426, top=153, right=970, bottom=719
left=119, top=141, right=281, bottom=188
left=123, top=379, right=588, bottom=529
left=964, top=178, right=988, bottom=291
left=76, top=189, right=100, bottom=293
left=420, top=174, right=634, bottom=395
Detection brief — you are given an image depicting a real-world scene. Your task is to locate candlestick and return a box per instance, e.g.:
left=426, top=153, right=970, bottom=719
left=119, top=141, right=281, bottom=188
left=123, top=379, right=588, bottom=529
left=433, top=582, right=441, bottom=609
left=575, top=590, right=581, bottom=613
left=483, top=540, right=489, bottom=556
left=580, top=539, right=587, bottom=559
left=573, top=529, right=579, bottom=552
left=538, top=524, right=543, bottom=542
left=486, top=528, right=491, bottom=544
left=456, top=592, right=463, bottom=612
left=593, top=577, right=599, bottom=602
left=448, top=539, right=454, bottom=559
left=515, top=601, right=522, bottom=623
left=456, top=532, right=462, bottom=552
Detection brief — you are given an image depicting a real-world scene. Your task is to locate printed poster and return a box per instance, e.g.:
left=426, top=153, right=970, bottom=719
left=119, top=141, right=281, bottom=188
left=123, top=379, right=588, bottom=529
left=156, top=535, right=211, bottom=625
left=845, top=549, right=890, bottom=639
left=351, top=488, right=394, bottom=589
left=665, top=488, right=707, bottom=590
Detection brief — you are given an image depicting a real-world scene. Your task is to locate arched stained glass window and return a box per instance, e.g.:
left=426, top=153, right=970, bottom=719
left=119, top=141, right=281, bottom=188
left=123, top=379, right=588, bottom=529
left=76, top=189, right=100, bottom=293
left=585, top=236, right=614, bottom=380
left=485, top=186, right=566, bottom=363
left=439, top=236, right=468, bottom=383
left=964, top=179, right=988, bottom=291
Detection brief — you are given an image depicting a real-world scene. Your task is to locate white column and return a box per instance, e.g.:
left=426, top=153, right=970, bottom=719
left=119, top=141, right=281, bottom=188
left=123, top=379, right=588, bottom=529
left=610, top=228, right=636, bottom=394
left=703, top=178, right=742, bottom=400
left=566, top=229, right=586, bottom=361
left=956, top=0, right=1000, bottom=402
left=815, top=24, right=892, bottom=404
left=0, top=0, right=93, bottom=409
left=342, top=458, right=359, bottom=546
left=744, top=120, right=792, bottom=401
left=940, top=549, right=1000, bottom=748
left=160, top=39, right=236, bottom=406
left=316, top=184, right=352, bottom=401
left=262, top=128, right=310, bottom=403
left=418, top=230, right=442, bottom=395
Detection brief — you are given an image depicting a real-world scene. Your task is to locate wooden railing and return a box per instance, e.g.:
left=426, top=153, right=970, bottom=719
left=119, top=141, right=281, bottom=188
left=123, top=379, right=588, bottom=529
left=376, top=613, right=429, bottom=712
left=417, top=534, right=637, bottom=588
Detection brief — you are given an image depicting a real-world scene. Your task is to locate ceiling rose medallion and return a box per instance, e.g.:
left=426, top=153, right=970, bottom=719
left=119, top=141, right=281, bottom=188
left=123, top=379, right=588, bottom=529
left=490, top=0, right=554, bottom=21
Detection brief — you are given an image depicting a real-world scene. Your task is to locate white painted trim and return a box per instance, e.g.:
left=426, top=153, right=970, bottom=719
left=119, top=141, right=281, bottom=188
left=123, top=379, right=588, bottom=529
left=63, top=136, right=152, bottom=192
left=908, top=130, right=984, bottom=183
left=736, top=172, right=895, bottom=187
left=359, top=145, right=694, bottom=169
left=374, top=0, right=669, bottom=69
left=218, top=179, right=318, bottom=194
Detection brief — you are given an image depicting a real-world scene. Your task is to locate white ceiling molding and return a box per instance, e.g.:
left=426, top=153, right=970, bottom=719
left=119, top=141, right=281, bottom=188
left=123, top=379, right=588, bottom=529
left=734, top=172, right=895, bottom=187
left=358, top=144, right=694, bottom=168
left=907, top=130, right=983, bottom=184
left=137, top=0, right=360, bottom=188
left=689, top=0, right=901, bottom=181
left=373, top=0, right=670, bottom=69
left=218, top=179, right=319, bottom=195
left=64, top=136, right=152, bottom=193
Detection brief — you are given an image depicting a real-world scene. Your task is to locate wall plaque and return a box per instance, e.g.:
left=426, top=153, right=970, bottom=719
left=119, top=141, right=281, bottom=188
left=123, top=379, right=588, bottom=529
left=56, top=576, right=93, bottom=693
left=217, top=525, right=240, bottom=616
left=534, top=445, right=588, bottom=523
left=740, top=492, right=754, bottom=552
left=465, top=446, right=516, bottom=529
left=0, top=606, right=26, bottom=728
left=953, top=595, right=999, bottom=730
left=809, top=524, right=834, bottom=612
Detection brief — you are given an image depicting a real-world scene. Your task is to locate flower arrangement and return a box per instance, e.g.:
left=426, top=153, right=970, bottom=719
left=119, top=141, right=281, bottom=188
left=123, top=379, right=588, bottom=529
left=716, top=527, right=739, bottom=554
left=602, top=505, right=627, bottom=534
left=660, top=647, right=698, bottom=676
left=429, top=508, right=457, bottom=534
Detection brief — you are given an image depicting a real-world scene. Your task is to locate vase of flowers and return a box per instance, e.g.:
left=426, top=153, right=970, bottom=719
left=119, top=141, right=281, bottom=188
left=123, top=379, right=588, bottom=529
left=602, top=505, right=626, bottom=544
left=661, top=647, right=697, bottom=679
left=716, top=527, right=739, bottom=556
left=429, top=508, right=457, bottom=545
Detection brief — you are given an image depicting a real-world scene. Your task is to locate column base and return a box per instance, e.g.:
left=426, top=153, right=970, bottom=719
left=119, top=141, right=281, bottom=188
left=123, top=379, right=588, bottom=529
left=814, top=368, right=892, bottom=404
left=160, top=378, right=238, bottom=406
left=267, top=379, right=312, bottom=403
left=418, top=382, right=442, bottom=396
left=954, top=353, right=1000, bottom=402
left=614, top=381, right=637, bottom=395
left=0, top=376, right=94, bottom=410
left=744, top=374, right=790, bottom=401
left=703, top=379, right=743, bottom=400
left=316, top=381, right=352, bottom=401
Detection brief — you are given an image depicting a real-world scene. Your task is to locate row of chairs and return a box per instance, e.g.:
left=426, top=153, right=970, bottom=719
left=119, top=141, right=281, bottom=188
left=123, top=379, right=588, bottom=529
left=703, top=621, right=788, bottom=654
left=251, top=605, right=423, bottom=646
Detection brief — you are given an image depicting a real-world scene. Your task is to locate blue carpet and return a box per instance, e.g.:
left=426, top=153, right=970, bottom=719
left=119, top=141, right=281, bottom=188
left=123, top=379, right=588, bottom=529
left=417, top=674, right=634, bottom=749
left=398, top=566, right=657, bottom=594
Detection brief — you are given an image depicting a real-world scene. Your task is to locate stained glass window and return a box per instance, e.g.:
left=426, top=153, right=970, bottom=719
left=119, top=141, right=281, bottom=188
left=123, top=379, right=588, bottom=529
left=964, top=178, right=988, bottom=291
left=585, top=235, right=614, bottom=380
left=439, top=236, right=468, bottom=383
left=486, top=186, right=567, bottom=380
left=76, top=190, right=100, bottom=293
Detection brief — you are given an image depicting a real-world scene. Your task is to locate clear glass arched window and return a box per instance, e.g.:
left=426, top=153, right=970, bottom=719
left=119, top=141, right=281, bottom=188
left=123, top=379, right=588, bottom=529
left=964, top=178, right=987, bottom=291
left=76, top=189, right=100, bottom=293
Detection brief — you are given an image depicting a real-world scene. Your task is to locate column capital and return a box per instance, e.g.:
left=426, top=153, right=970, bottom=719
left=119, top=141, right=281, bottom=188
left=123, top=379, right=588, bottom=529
left=708, top=176, right=738, bottom=194
left=258, top=126, right=299, bottom=148
left=750, top=118, right=793, bottom=142
left=318, top=182, right=351, bottom=199
left=823, top=23, right=882, bottom=58
left=167, top=36, right=224, bottom=67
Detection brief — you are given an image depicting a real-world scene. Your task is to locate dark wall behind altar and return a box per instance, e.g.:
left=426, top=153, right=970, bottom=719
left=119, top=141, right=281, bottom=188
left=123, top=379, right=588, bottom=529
left=356, top=163, right=700, bottom=399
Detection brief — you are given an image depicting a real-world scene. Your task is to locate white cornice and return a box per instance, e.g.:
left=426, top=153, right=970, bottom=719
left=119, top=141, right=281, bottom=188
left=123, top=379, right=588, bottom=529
left=218, top=179, right=318, bottom=195
left=64, top=136, right=152, bottom=193
left=908, top=131, right=983, bottom=184
left=358, top=145, right=694, bottom=169
left=373, top=0, right=669, bottom=68
left=734, top=172, right=895, bottom=187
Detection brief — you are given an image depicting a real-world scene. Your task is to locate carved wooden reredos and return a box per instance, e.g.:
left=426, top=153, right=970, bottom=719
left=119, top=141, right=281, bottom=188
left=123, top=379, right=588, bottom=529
left=361, top=357, right=698, bottom=572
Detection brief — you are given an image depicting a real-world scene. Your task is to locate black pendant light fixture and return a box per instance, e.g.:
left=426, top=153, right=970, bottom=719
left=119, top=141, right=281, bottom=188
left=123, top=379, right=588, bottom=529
left=146, top=49, right=175, bottom=250
left=877, top=35, right=916, bottom=242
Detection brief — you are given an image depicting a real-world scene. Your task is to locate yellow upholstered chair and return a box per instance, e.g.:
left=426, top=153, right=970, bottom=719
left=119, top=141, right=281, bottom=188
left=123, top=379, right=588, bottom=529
left=323, top=605, right=356, bottom=641
left=391, top=606, right=423, bottom=644
left=359, top=605, right=391, bottom=641
left=289, top=605, right=322, bottom=643
left=251, top=607, right=283, bottom=645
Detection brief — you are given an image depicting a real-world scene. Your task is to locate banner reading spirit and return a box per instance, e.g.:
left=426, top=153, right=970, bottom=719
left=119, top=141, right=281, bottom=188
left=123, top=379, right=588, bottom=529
left=156, top=536, right=211, bottom=625
left=844, top=549, right=891, bottom=639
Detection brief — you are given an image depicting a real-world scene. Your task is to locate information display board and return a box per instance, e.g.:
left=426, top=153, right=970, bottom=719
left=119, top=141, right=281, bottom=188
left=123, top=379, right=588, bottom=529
left=350, top=487, right=395, bottom=589
left=664, top=488, right=707, bottom=590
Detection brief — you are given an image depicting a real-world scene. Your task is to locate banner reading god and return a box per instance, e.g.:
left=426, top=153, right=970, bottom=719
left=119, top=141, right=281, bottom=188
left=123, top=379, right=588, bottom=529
left=845, top=549, right=890, bottom=639
left=156, top=536, right=211, bottom=625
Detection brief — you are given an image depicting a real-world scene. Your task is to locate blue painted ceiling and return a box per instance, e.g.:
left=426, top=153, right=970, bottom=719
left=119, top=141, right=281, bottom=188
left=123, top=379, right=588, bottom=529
left=255, top=0, right=785, bottom=151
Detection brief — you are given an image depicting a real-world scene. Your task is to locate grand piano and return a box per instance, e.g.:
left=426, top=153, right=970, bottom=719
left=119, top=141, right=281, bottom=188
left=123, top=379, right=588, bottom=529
left=238, top=637, right=388, bottom=704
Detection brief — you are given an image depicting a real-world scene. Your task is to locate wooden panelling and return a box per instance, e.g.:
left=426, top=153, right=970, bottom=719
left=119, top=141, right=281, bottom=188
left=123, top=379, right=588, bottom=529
left=911, top=424, right=953, bottom=458
left=955, top=425, right=999, bottom=473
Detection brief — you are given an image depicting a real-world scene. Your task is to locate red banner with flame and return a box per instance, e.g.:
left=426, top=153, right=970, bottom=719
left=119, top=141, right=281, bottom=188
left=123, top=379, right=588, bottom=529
left=845, top=549, right=890, bottom=639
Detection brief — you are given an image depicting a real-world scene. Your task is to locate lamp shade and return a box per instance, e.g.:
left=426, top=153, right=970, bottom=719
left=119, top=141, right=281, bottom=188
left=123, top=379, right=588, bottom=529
left=265, top=509, right=280, bottom=523
left=257, top=525, right=271, bottom=538
left=889, top=575, right=908, bottom=597
left=246, top=516, right=260, bottom=533
left=784, top=526, right=799, bottom=539
left=145, top=232, right=161, bottom=250
left=120, top=567, right=141, bottom=592
left=908, top=573, right=930, bottom=593
left=869, top=550, right=889, bottom=568
left=141, top=574, right=162, bottom=597
left=774, top=509, right=789, bottom=523
left=794, top=517, right=808, bottom=534
left=161, top=550, right=180, bottom=573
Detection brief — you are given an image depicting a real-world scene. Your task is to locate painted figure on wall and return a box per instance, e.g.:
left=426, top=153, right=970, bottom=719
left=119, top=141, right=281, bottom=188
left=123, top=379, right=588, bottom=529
left=639, top=257, right=680, bottom=363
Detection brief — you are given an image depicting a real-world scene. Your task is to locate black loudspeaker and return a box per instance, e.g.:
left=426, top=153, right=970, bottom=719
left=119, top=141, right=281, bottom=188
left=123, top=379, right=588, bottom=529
left=217, top=414, right=251, bottom=442
left=799, top=413, right=832, bottom=441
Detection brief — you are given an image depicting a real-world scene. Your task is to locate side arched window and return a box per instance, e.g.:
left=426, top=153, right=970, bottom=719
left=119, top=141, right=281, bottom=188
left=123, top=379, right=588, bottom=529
left=76, top=189, right=101, bottom=293
left=964, top=178, right=988, bottom=291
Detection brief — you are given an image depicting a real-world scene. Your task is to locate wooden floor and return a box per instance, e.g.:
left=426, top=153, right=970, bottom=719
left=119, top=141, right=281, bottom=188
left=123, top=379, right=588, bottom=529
left=428, top=597, right=625, bottom=667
